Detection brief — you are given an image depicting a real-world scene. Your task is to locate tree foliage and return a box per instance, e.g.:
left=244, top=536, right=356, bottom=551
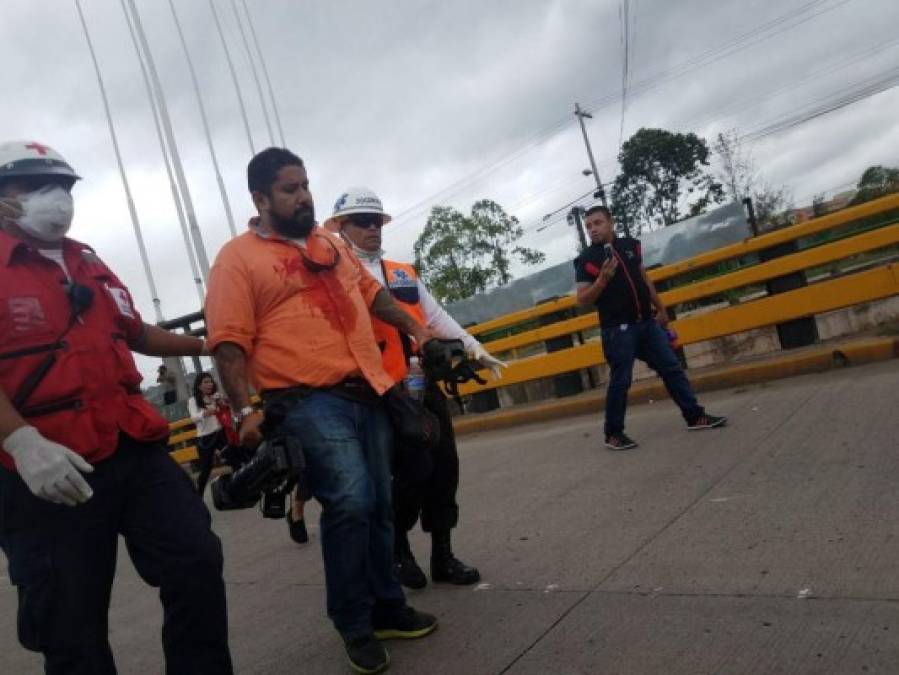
left=711, top=129, right=796, bottom=231
left=849, top=165, right=899, bottom=206
left=610, top=127, right=724, bottom=235
left=751, top=183, right=794, bottom=232
left=413, top=199, right=545, bottom=303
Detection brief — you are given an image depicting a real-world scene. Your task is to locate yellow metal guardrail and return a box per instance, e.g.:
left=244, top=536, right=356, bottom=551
left=465, top=194, right=899, bottom=339
left=455, top=193, right=899, bottom=395
left=167, top=193, right=899, bottom=460
left=479, top=222, right=899, bottom=356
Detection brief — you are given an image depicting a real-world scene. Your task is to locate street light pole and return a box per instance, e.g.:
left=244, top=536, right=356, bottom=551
left=574, top=102, right=607, bottom=206
left=574, top=102, right=632, bottom=237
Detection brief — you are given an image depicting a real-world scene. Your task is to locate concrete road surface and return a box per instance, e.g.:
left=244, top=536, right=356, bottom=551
left=2, top=360, right=899, bottom=674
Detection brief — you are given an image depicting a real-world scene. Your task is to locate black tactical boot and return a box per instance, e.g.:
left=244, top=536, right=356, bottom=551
left=393, top=529, right=427, bottom=590
left=430, top=530, right=480, bottom=585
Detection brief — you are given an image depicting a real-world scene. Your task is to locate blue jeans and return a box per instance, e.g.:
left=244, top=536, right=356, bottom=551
left=601, top=320, right=704, bottom=437
left=274, top=391, right=405, bottom=640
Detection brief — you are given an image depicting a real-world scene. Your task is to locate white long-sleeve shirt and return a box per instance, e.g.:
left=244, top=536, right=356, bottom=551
left=188, top=397, right=223, bottom=437
left=357, top=251, right=480, bottom=352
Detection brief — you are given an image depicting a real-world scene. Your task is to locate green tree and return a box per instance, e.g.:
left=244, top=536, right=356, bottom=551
left=713, top=129, right=757, bottom=202
left=413, top=199, right=545, bottom=303
left=849, top=165, right=899, bottom=206
left=752, top=183, right=794, bottom=232
left=611, top=128, right=725, bottom=235
left=811, top=193, right=828, bottom=217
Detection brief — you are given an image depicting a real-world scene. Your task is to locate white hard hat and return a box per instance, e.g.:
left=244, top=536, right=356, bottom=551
left=0, top=141, right=80, bottom=184
left=323, top=186, right=392, bottom=233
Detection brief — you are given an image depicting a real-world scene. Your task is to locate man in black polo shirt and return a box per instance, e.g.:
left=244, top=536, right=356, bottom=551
left=574, top=205, right=726, bottom=450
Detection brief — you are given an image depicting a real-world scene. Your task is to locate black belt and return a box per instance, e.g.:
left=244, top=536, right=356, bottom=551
left=262, top=377, right=379, bottom=406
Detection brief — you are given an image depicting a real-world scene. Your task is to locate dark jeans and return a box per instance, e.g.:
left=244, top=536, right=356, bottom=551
left=601, top=319, right=704, bottom=437
left=273, top=391, right=405, bottom=640
left=0, top=435, right=232, bottom=675
left=196, top=428, right=227, bottom=497
left=393, top=385, right=460, bottom=536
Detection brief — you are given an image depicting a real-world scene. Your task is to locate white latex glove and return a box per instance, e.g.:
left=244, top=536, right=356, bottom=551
left=472, top=344, right=508, bottom=380
left=3, top=426, right=94, bottom=506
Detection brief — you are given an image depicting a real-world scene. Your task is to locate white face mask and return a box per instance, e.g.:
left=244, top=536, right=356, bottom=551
left=17, top=185, right=74, bottom=242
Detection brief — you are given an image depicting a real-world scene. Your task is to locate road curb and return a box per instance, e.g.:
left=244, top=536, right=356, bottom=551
left=453, top=336, right=899, bottom=437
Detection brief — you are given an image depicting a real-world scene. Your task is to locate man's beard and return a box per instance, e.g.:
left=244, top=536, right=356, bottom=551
left=271, top=206, right=315, bottom=238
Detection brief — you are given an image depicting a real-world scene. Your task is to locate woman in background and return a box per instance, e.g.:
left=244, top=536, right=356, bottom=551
left=188, top=372, right=231, bottom=497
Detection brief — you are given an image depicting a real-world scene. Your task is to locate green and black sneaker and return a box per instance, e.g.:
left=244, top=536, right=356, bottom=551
left=344, top=635, right=389, bottom=674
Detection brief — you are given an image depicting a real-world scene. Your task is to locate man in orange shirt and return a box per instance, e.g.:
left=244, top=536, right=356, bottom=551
left=205, top=148, right=436, bottom=675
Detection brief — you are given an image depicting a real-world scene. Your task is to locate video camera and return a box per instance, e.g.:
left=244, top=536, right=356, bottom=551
left=210, top=340, right=484, bottom=518
left=210, top=401, right=308, bottom=518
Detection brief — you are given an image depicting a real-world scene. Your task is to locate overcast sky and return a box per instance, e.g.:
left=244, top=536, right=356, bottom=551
left=3, top=0, right=898, bottom=380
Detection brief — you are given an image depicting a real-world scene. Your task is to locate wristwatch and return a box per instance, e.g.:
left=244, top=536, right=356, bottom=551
left=234, top=406, right=256, bottom=428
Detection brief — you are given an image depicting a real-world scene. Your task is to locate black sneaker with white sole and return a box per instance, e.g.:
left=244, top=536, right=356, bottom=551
left=605, top=433, right=638, bottom=450
left=344, top=635, right=389, bottom=674
left=687, top=414, right=727, bottom=430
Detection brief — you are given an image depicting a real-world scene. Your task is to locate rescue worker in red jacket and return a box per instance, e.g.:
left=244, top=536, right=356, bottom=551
left=0, top=141, right=233, bottom=674
left=322, top=187, right=506, bottom=589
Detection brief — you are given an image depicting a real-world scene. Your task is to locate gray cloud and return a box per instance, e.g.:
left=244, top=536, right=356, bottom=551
left=2, top=0, right=898, bottom=380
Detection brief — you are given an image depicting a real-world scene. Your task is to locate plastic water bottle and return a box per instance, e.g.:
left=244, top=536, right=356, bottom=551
left=405, top=357, right=426, bottom=401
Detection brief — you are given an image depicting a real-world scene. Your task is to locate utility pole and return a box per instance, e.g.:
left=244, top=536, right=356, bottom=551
left=574, top=102, right=607, bottom=206
left=575, top=102, right=631, bottom=237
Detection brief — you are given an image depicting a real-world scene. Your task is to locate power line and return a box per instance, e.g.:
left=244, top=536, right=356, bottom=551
left=685, top=34, right=899, bottom=133
left=167, top=0, right=237, bottom=238
left=75, top=0, right=164, bottom=321
left=119, top=0, right=204, bottom=307
left=240, top=0, right=286, bottom=146
left=518, top=62, right=899, bottom=242
left=208, top=0, right=255, bottom=154
left=125, top=0, right=211, bottom=283
left=489, top=41, right=899, bottom=237
left=580, top=0, right=851, bottom=115
left=742, top=65, right=899, bottom=142
left=387, top=0, right=853, bottom=233
left=229, top=0, right=275, bottom=146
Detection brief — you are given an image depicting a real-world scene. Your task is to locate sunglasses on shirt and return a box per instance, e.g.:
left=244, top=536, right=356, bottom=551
left=344, top=213, right=385, bottom=230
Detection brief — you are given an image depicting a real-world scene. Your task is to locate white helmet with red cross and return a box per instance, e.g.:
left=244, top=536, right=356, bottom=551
left=0, top=141, right=81, bottom=185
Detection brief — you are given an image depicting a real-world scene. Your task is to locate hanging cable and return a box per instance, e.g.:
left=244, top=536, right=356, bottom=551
left=75, top=0, right=164, bottom=321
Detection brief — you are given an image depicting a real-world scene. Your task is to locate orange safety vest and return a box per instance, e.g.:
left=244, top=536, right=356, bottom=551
left=371, top=259, right=427, bottom=384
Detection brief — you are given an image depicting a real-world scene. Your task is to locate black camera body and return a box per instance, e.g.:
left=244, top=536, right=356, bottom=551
left=420, top=338, right=486, bottom=398
left=210, top=402, right=307, bottom=518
